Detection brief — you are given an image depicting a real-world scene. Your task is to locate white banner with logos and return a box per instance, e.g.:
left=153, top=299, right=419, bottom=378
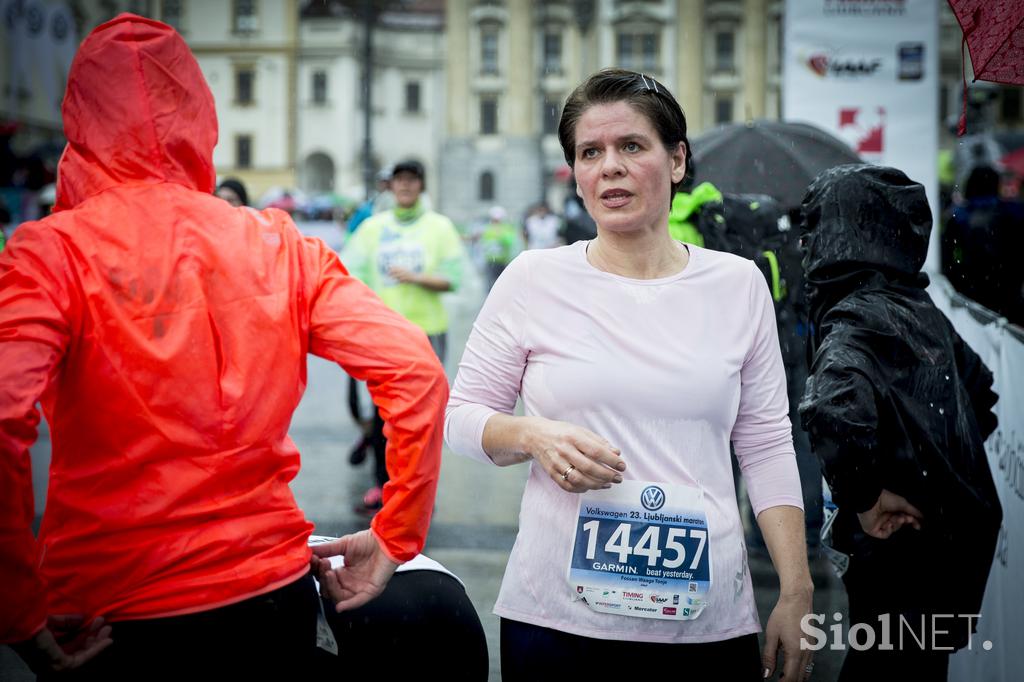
left=783, top=0, right=941, bottom=269
left=928, top=279, right=1024, bottom=682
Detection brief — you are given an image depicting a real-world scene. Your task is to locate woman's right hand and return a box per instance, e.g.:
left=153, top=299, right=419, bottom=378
left=520, top=416, right=626, bottom=493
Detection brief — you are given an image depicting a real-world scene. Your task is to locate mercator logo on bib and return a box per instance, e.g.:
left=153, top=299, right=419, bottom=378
left=567, top=479, right=712, bottom=620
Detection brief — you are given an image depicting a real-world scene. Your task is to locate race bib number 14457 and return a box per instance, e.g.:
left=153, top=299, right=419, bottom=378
left=567, top=480, right=712, bottom=621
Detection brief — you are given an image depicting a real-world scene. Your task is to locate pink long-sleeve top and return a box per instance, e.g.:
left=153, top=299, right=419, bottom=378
left=445, top=240, right=803, bottom=643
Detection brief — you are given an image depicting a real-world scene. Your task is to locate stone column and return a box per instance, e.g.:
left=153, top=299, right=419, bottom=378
left=506, top=1, right=533, bottom=136
left=676, top=0, right=704, bottom=133
left=743, top=0, right=766, bottom=120
left=446, top=0, right=470, bottom=137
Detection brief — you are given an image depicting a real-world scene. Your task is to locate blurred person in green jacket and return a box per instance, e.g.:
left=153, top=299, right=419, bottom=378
left=480, top=205, right=522, bottom=290
left=341, top=159, right=465, bottom=512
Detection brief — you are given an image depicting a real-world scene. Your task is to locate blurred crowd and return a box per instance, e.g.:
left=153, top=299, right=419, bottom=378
left=939, top=140, right=1024, bottom=326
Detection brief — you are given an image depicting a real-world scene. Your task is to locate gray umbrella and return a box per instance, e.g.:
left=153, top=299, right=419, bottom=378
left=690, top=120, right=862, bottom=208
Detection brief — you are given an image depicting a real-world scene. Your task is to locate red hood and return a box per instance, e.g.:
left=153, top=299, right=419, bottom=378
left=55, top=14, right=216, bottom=212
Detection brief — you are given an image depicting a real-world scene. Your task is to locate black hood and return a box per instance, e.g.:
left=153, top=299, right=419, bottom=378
left=800, top=164, right=931, bottom=279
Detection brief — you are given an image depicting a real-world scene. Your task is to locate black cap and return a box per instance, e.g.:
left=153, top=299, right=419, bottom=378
left=391, top=159, right=425, bottom=181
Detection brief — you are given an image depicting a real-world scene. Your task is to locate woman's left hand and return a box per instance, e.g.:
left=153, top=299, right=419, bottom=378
left=762, top=590, right=814, bottom=680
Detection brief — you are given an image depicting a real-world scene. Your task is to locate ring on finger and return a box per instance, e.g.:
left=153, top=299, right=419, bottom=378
left=561, top=464, right=576, bottom=481
left=805, top=662, right=815, bottom=674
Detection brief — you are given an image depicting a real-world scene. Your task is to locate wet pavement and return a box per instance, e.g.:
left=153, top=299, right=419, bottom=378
left=2, top=221, right=848, bottom=680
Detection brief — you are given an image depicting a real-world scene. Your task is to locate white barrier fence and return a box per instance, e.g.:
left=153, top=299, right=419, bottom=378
left=929, top=276, right=1024, bottom=682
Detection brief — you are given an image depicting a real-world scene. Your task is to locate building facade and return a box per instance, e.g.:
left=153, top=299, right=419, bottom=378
left=297, top=1, right=445, bottom=202
left=183, top=0, right=301, bottom=198
left=439, top=0, right=787, bottom=226
left=2, top=0, right=1021, bottom=222
left=0, top=0, right=445, bottom=206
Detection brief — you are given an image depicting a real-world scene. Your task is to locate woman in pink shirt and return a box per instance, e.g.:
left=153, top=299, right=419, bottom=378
left=446, top=69, right=814, bottom=681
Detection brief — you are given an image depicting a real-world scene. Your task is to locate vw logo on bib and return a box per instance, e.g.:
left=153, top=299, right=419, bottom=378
left=567, top=479, right=713, bottom=621
left=641, top=486, right=665, bottom=511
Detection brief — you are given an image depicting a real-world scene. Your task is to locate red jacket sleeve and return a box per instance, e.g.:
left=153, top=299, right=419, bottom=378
left=304, top=237, right=446, bottom=562
left=0, top=224, right=76, bottom=642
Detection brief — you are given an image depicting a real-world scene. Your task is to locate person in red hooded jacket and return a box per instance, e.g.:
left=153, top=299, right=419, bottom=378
left=0, top=14, right=448, bottom=677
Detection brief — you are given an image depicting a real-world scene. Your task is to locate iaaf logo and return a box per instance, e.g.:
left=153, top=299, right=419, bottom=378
left=650, top=594, right=670, bottom=604
left=806, top=52, right=882, bottom=78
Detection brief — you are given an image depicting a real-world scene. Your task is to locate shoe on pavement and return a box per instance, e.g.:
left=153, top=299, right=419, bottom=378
left=354, top=486, right=383, bottom=515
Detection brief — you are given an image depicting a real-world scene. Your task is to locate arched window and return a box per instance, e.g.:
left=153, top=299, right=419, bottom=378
left=302, top=152, right=335, bottom=194
left=479, top=171, right=495, bottom=201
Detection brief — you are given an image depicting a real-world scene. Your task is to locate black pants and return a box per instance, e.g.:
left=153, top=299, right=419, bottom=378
left=500, top=618, right=762, bottom=681
left=839, top=523, right=959, bottom=682
left=43, top=570, right=487, bottom=681
left=44, top=573, right=320, bottom=680
left=317, top=570, right=488, bottom=681
left=839, top=641, right=950, bottom=682
left=485, top=261, right=506, bottom=291
left=838, top=584, right=952, bottom=682
left=742, top=358, right=822, bottom=554
left=355, top=333, right=447, bottom=488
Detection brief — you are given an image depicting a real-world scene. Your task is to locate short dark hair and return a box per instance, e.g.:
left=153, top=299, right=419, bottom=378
left=216, top=177, right=249, bottom=207
left=557, top=68, right=691, bottom=206
left=391, top=159, right=426, bottom=189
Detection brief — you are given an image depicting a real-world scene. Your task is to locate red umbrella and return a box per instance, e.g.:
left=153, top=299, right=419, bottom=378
left=948, top=0, right=1024, bottom=134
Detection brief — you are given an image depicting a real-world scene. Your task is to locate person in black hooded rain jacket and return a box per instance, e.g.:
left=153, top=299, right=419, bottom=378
left=797, top=165, right=1002, bottom=682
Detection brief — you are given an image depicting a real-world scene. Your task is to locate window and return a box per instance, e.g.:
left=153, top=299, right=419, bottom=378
left=405, top=81, right=421, bottom=113
left=715, top=95, right=733, bottom=125
left=312, top=70, right=327, bottom=105
left=481, top=26, right=499, bottom=75
left=236, top=135, right=252, bottom=168
left=233, top=0, right=258, bottom=33
left=479, top=171, right=495, bottom=201
left=128, top=0, right=152, bottom=16
left=99, top=0, right=118, bottom=20
left=543, top=31, right=562, bottom=74
left=162, top=0, right=182, bottom=29
left=542, top=97, right=560, bottom=136
left=641, top=33, right=658, bottom=72
left=775, top=19, right=784, bottom=71
left=132, top=0, right=154, bottom=16
left=1000, top=87, right=1022, bottom=123
left=715, top=31, right=735, bottom=73
left=617, top=32, right=634, bottom=69
left=480, top=97, right=498, bottom=135
left=235, top=67, right=255, bottom=104
left=616, top=31, right=660, bottom=73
